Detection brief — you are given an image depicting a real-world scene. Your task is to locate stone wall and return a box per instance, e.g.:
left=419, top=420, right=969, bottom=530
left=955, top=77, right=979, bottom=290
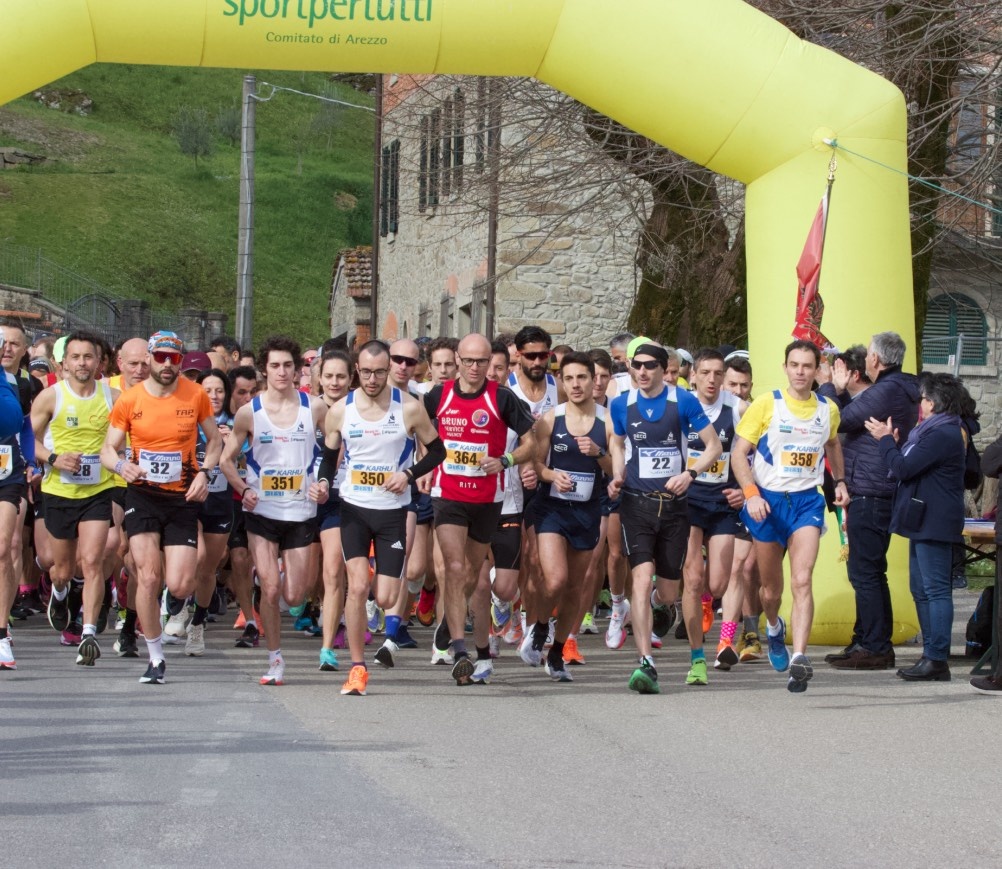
left=374, top=75, right=644, bottom=346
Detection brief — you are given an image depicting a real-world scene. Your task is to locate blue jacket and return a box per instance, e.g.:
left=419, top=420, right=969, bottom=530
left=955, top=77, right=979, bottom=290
left=819, top=366, right=920, bottom=497
left=878, top=416, right=965, bottom=543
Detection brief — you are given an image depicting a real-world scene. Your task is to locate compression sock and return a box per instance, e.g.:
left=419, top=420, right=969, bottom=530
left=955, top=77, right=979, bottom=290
left=191, top=605, right=209, bottom=627
left=384, top=614, right=401, bottom=641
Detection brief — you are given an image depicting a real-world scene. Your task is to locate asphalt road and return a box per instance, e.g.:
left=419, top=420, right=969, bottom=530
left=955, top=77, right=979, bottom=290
left=2, top=592, right=998, bottom=868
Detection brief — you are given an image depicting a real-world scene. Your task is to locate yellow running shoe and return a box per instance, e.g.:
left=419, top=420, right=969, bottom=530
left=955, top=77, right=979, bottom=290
left=738, top=631, right=763, bottom=662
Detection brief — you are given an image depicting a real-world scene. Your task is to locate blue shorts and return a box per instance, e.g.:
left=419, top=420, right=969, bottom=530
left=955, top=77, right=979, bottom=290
left=406, top=491, right=434, bottom=525
left=316, top=496, right=341, bottom=533
left=534, top=498, right=602, bottom=552
left=688, top=500, right=744, bottom=538
left=741, top=487, right=826, bottom=545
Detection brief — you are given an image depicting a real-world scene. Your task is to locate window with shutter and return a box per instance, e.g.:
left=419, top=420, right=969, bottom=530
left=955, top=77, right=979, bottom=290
left=921, top=293, right=987, bottom=366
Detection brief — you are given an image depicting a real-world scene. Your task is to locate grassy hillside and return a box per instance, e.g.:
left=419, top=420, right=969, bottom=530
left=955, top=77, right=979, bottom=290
left=0, top=64, right=375, bottom=347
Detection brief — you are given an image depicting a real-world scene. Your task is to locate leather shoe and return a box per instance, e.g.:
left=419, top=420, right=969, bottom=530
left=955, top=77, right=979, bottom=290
left=825, top=642, right=861, bottom=664
left=897, top=656, right=951, bottom=681
left=829, top=648, right=892, bottom=670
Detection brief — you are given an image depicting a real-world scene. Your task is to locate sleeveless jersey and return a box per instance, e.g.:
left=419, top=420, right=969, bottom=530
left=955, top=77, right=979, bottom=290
left=0, top=372, right=25, bottom=490
left=244, top=391, right=318, bottom=521
left=542, top=404, right=607, bottom=504
left=507, top=370, right=558, bottom=419
left=686, top=392, right=741, bottom=508
left=752, top=390, right=831, bottom=493
left=197, top=412, right=234, bottom=515
left=622, top=387, right=686, bottom=494
left=339, top=387, right=413, bottom=510
left=432, top=379, right=510, bottom=504
left=42, top=380, right=115, bottom=499
left=500, top=426, right=523, bottom=516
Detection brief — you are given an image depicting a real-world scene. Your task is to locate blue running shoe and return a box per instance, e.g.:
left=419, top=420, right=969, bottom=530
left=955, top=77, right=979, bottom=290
left=395, top=625, right=418, bottom=649
left=294, top=615, right=314, bottom=633
left=319, top=648, right=339, bottom=671
left=767, top=617, right=790, bottom=672
left=289, top=603, right=307, bottom=619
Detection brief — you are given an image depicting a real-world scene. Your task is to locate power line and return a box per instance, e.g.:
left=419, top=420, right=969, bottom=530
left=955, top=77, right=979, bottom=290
left=254, top=81, right=376, bottom=113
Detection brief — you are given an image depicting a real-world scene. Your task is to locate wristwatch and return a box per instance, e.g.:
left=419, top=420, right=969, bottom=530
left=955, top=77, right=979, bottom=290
left=596, top=447, right=607, bottom=458
left=46, top=453, right=59, bottom=467
left=687, top=469, right=698, bottom=480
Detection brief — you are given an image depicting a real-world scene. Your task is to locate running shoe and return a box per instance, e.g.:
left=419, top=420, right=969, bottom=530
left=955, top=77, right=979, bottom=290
left=430, top=643, right=454, bottom=665
left=185, top=623, right=206, bottom=657
left=787, top=653, right=813, bottom=693
left=651, top=633, right=663, bottom=650
left=61, top=622, right=82, bottom=646
left=628, top=660, right=660, bottom=694
left=518, top=630, right=542, bottom=667
left=75, top=634, right=101, bottom=667
left=47, top=591, right=70, bottom=632
left=714, top=640, right=739, bottom=671
left=545, top=659, right=574, bottom=682
left=767, top=618, right=790, bottom=672
left=605, top=598, right=631, bottom=650
left=139, top=659, right=166, bottom=684
left=97, top=578, right=113, bottom=634
left=452, top=654, right=475, bottom=685
left=114, top=629, right=139, bottom=658
left=395, top=625, right=418, bottom=649
left=364, top=629, right=373, bottom=646
left=319, top=648, right=339, bottom=671
left=0, top=636, right=15, bottom=670
left=17, top=586, right=45, bottom=615
left=471, top=658, right=494, bottom=684
left=340, top=664, right=368, bottom=695
left=260, top=657, right=285, bottom=686
left=702, top=597, right=715, bottom=635
left=491, top=595, right=511, bottom=630
left=365, top=600, right=384, bottom=633
left=502, top=620, right=522, bottom=646
left=332, top=624, right=346, bottom=649
left=674, top=603, right=687, bottom=640
left=164, top=590, right=186, bottom=617
left=686, top=658, right=708, bottom=686
left=415, top=587, right=436, bottom=626
left=652, top=602, right=676, bottom=638
left=288, top=602, right=307, bottom=619
left=562, top=635, right=585, bottom=665
left=488, top=634, right=501, bottom=659
left=580, top=612, right=598, bottom=634
left=375, top=638, right=399, bottom=669
left=293, top=615, right=315, bottom=633
left=738, top=631, right=763, bottom=662
left=163, top=609, right=189, bottom=640
left=235, top=623, right=260, bottom=648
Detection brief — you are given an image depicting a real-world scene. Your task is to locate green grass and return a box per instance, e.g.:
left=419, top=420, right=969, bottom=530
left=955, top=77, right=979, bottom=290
left=0, top=64, right=374, bottom=346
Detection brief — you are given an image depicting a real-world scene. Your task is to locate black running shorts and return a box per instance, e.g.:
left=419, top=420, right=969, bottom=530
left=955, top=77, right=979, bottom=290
left=619, top=489, right=689, bottom=578
left=339, top=500, right=407, bottom=579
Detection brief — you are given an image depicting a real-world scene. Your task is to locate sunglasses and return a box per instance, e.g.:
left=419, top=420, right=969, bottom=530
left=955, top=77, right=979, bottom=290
left=391, top=354, right=418, bottom=367
left=152, top=351, right=182, bottom=365
left=631, top=359, right=662, bottom=371
left=521, top=351, right=550, bottom=362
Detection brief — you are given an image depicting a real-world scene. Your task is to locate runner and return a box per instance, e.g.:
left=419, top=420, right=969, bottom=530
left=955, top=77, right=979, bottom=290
left=530, top=351, right=611, bottom=682
left=32, top=331, right=118, bottom=667
left=320, top=340, right=444, bottom=695
left=220, top=336, right=328, bottom=686
left=731, top=339, right=849, bottom=693
left=607, top=342, right=722, bottom=694
left=100, top=331, right=221, bottom=684
left=426, top=333, right=535, bottom=685
left=679, top=348, right=747, bottom=681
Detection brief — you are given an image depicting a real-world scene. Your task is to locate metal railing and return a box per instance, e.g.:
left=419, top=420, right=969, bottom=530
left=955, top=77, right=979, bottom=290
left=921, top=334, right=996, bottom=375
left=0, top=244, right=185, bottom=343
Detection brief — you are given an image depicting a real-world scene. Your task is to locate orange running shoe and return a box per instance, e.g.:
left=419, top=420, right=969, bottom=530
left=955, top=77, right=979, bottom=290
left=340, top=664, right=369, bottom=696
left=563, top=635, right=586, bottom=666
left=701, top=597, right=714, bottom=635
left=416, top=587, right=436, bottom=627
left=714, top=639, right=739, bottom=671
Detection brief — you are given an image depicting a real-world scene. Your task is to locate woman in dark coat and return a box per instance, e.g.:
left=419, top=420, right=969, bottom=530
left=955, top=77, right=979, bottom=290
left=865, top=372, right=971, bottom=682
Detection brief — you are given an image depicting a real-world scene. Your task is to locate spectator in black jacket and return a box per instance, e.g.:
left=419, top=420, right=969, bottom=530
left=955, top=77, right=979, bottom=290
left=819, top=332, right=920, bottom=670
left=973, top=434, right=1002, bottom=694
left=866, top=372, right=970, bottom=682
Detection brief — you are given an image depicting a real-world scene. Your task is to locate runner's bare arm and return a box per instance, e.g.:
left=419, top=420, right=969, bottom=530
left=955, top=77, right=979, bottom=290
left=101, top=425, right=144, bottom=482
left=219, top=404, right=252, bottom=491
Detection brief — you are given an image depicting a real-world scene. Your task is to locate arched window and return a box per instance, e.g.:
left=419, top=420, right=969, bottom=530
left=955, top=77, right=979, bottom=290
left=922, top=293, right=988, bottom=365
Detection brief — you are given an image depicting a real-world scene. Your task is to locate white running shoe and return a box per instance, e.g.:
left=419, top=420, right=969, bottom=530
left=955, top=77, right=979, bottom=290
left=488, top=634, right=501, bottom=659
left=545, top=660, right=574, bottom=682
left=375, top=638, right=399, bottom=669
left=471, top=658, right=494, bottom=684
left=184, top=622, right=205, bottom=656
left=519, top=630, right=542, bottom=667
left=163, top=609, right=189, bottom=639
left=0, top=636, right=15, bottom=670
left=430, top=644, right=454, bottom=665
left=580, top=612, right=599, bottom=634
left=605, top=599, right=631, bottom=650
left=260, top=656, right=285, bottom=686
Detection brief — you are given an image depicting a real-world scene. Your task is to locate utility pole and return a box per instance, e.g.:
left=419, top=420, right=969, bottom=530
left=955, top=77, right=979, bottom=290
left=236, top=74, right=256, bottom=348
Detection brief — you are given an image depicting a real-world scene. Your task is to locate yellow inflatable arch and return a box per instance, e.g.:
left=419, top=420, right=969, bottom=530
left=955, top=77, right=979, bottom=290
left=0, top=0, right=917, bottom=643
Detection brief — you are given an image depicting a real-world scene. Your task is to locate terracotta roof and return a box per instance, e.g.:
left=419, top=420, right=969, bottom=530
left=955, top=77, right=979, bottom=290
left=333, top=246, right=372, bottom=299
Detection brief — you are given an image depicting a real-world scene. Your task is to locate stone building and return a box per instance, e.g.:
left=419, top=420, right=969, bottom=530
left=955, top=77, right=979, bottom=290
left=363, top=74, right=647, bottom=347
